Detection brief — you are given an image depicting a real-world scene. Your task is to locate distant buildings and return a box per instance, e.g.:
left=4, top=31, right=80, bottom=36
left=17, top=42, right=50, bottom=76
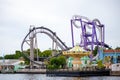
left=99, top=49, right=120, bottom=63
left=0, top=59, right=25, bottom=72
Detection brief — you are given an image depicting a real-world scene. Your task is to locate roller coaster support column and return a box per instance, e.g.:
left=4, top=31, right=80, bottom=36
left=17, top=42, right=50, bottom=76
left=29, top=26, right=35, bottom=68
left=71, top=20, right=74, bottom=47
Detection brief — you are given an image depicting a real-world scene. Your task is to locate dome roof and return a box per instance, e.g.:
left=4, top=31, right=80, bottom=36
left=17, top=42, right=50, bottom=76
left=69, top=45, right=86, bottom=52
left=62, top=45, right=90, bottom=58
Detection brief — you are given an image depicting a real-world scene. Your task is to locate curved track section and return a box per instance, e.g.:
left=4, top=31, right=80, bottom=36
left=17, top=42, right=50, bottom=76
left=71, top=15, right=109, bottom=49
left=35, top=27, right=68, bottom=50
left=21, top=26, right=69, bottom=65
left=71, top=15, right=110, bottom=60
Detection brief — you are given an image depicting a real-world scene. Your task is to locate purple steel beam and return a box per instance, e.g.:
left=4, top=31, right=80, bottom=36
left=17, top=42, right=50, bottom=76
left=70, top=15, right=105, bottom=53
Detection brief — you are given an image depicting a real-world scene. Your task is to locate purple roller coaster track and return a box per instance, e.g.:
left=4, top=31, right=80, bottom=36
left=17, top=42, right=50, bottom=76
left=71, top=15, right=109, bottom=51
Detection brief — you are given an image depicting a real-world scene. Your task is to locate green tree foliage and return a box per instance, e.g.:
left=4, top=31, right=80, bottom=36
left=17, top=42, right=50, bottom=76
left=93, top=46, right=98, bottom=56
left=3, top=48, right=53, bottom=65
left=34, top=48, right=41, bottom=58
left=0, top=56, right=3, bottom=59
left=115, top=47, right=120, bottom=50
left=14, top=50, right=22, bottom=59
left=47, top=56, right=66, bottom=69
left=4, top=50, right=23, bottom=59
left=23, top=48, right=51, bottom=58
left=97, top=60, right=105, bottom=69
left=57, top=56, right=66, bottom=68
left=23, top=49, right=30, bottom=56
left=23, top=48, right=40, bottom=57
left=4, top=50, right=22, bottom=59
left=4, top=54, right=15, bottom=59
left=3, top=49, right=52, bottom=59
left=41, top=50, right=52, bottom=57
left=3, top=49, right=52, bottom=65
left=50, top=57, right=60, bottom=69
left=3, top=50, right=30, bottom=65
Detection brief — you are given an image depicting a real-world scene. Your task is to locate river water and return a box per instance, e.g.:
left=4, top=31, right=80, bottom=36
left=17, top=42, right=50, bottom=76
left=0, top=74, right=119, bottom=80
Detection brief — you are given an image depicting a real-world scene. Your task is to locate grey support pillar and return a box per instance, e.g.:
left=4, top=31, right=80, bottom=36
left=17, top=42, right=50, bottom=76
left=29, top=26, right=35, bottom=68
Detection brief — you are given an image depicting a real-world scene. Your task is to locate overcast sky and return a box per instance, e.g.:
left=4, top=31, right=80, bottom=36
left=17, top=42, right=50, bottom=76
left=0, top=0, right=120, bottom=56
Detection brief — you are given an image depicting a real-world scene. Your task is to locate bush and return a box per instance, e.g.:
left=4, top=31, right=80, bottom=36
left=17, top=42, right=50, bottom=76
left=47, top=65, right=54, bottom=70
left=47, top=56, right=66, bottom=69
left=97, top=60, right=105, bottom=69
left=50, top=57, right=60, bottom=66
left=58, top=56, right=66, bottom=68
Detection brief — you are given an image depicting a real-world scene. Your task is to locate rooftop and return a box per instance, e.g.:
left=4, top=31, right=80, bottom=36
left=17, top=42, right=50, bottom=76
left=104, top=49, right=120, bottom=53
left=62, top=45, right=90, bottom=57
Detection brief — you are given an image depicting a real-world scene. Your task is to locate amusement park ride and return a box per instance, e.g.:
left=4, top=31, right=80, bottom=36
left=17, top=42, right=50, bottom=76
left=21, top=15, right=110, bottom=68
left=71, top=15, right=109, bottom=50
left=21, top=26, right=69, bottom=68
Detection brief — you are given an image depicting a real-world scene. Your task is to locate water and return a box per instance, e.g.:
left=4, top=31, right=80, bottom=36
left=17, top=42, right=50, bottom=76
left=0, top=74, right=119, bottom=80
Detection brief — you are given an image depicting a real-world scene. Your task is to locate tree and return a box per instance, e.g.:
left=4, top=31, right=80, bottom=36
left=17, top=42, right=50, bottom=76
left=34, top=48, right=41, bottom=58
left=115, top=47, right=120, bottom=50
left=47, top=57, right=60, bottom=69
left=4, top=54, right=15, bottom=59
left=0, top=56, right=3, bottom=59
left=93, top=46, right=98, bottom=56
left=57, top=56, right=66, bottom=68
left=97, top=60, right=105, bottom=69
left=13, top=50, right=30, bottom=65
left=42, top=50, right=52, bottom=57
left=14, top=50, right=22, bottom=59
left=47, top=55, right=66, bottom=69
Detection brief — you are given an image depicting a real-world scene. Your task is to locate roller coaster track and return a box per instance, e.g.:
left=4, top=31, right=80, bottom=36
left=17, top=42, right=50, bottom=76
left=71, top=15, right=110, bottom=50
left=21, top=26, right=69, bottom=66
left=71, top=15, right=110, bottom=60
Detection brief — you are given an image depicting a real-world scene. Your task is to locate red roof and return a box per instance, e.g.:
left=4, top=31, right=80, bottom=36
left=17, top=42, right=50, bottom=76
left=104, top=49, right=120, bottom=53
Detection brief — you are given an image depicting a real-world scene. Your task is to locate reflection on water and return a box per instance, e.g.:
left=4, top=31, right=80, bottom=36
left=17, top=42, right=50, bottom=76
left=0, top=74, right=119, bottom=80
